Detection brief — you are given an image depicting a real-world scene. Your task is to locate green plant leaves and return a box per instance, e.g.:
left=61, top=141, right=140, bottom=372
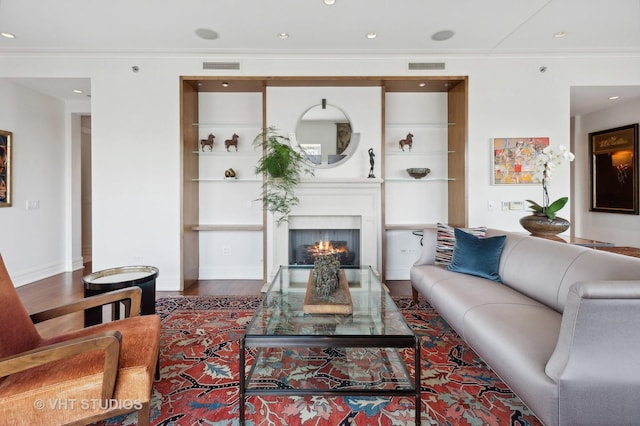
left=546, top=196, right=568, bottom=220
left=253, top=127, right=314, bottom=224
left=525, top=196, right=568, bottom=220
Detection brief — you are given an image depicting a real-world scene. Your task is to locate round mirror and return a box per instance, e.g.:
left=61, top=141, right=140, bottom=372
left=294, top=103, right=357, bottom=168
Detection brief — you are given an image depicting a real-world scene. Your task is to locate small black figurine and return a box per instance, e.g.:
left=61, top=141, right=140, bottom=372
left=368, top=148, right=375, bottom=178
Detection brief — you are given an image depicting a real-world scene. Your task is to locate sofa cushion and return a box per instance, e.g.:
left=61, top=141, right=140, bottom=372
left=463, top=303, right=561, bottom=426
left=447, top=228, right=506, bottom=282
left=410, top=264, right=460, bottom=300
left=435, top=223, right=486, bottom=265
left=428, top=273, right=546, bottom=336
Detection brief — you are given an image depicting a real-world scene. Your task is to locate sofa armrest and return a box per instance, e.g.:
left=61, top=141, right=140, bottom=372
left=413, top=228, right=437, bottom=266
left=545, top=280, right=640, bottom=425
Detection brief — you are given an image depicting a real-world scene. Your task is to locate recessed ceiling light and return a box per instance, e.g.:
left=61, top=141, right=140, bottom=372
left=323, top=0, right=336, bottom=4
left=194, top=28, right=219, bottom=40
left=366, top=32, right=377, bottom=39
left=431, top=30, right=455, bottom=42
left=72, top=89, right=84, bottom=94
left=609, top=95, right=620, bottom=100
left=221, top=82, right=230, bottom=88
left=419, top=83, right=426, bottom=87
left=554, top=31, right=568, bottom=38
left=278, top=33, right=289, bottom=39
left=1, top=32, right=16, bottom=39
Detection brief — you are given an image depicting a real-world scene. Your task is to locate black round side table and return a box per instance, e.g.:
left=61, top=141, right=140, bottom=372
left=83, top=265, right=160, bottom=379
left=83, top=265, right=159, bottom=327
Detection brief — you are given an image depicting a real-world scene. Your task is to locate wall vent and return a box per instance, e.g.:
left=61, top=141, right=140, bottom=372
left=202, top=61, right=241, bottom=70
left=407, top=62, right=445, bottom=71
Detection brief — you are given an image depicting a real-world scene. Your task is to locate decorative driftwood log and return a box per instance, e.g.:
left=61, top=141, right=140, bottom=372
left=312, top=254, right=341, bottom=298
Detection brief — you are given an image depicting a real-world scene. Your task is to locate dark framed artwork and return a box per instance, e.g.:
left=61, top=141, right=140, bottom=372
left=589, top=123, right=639, bottom=214
left=0, top=130, right=11, bottom=207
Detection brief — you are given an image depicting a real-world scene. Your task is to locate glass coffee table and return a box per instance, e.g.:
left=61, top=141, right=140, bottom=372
left=239, top=266, right=420, bottom=424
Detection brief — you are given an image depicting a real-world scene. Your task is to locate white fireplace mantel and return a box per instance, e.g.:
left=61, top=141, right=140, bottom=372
left=297, top=177, right=384, bottom=185
left=267, top=178, right=383, bottom=279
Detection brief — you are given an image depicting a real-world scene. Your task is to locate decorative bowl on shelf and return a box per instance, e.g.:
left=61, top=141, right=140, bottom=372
left=406, top=168, right=431, bottom=179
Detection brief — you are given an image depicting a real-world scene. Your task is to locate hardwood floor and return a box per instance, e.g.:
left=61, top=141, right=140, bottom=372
left=15, top=264, right=413, bottom=336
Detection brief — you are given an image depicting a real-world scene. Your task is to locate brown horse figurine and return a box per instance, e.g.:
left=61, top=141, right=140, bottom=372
left=399, top=133, right=413, bottom=151
left=200, top=134, right=215, bottom=151
left=225, top=134, right=239, bottom=152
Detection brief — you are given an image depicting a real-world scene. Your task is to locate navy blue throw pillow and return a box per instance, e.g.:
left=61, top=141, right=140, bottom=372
left=447, top=228, right=506, bottom=282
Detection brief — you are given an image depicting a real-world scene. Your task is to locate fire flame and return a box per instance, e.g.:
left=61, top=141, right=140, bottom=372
left=307, top=240, right=348, bottom=256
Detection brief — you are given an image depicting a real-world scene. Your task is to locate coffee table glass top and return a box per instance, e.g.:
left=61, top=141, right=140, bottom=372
left=245, top=266, right=413, bottom=337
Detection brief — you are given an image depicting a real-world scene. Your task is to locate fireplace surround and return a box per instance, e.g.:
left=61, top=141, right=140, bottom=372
left=268, top=178, right=382, bottom=279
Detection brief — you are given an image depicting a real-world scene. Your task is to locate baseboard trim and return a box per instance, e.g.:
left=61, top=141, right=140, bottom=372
left=12, top=261, right=66, bottom=287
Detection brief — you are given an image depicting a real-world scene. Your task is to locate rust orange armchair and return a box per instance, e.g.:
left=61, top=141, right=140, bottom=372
left=0, top=254, right=160, bottom=425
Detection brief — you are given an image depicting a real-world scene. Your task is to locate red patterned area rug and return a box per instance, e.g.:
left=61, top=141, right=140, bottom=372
left=99, top=296, right=542, bottom=426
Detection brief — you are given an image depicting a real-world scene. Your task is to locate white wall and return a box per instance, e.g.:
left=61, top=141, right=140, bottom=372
left=0, top=81, right=67, bottom=284
left=1, top=53, right=639, bottom=289
left=573, top=97, right=640, bottom=245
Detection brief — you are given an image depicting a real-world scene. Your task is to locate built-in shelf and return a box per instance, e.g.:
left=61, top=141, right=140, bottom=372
left=192, top=150, right=259, bottom=156
left=193, top=224, right=264, bottom=232
left=385, top=177, right=456, bottom=182
left=192, top=122, right=262, bottom=128
left=386, top=122, right=456, bottom=128
left=181, top=75, right=468, bottom=287
left=386, top=150, right=455, bottom=156
left=192, top=178, right=261, bottom=182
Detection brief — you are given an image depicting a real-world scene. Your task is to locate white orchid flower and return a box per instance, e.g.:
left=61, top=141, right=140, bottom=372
left=526, top=144, right=575, bottom=219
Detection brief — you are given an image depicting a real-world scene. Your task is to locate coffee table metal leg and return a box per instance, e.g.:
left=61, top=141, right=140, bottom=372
left=239, top=336, right=246, bottom=425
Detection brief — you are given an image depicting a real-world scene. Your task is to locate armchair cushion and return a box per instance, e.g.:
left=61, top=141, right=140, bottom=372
left=0, top=314, right=160, bottom=424
left=0, top=253, right=160, bottom=426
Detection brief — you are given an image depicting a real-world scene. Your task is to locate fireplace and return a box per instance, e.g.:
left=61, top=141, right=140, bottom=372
left=268, top=179, right=382, bottom=279
left=289, top=229, right=360, bottom=266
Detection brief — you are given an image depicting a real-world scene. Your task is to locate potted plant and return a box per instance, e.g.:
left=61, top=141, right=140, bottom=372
left=253, top=126, right=314, bottom=224
left=521, top=144, right=575, bottom=235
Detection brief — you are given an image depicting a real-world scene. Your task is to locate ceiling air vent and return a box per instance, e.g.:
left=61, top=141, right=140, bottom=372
left=202, top=61, right=241, bottom=70
left=407, top=62, right=445, bottom=71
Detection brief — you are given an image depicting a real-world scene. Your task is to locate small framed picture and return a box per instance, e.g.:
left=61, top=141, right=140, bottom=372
left=589, top=124, right=639, bottom=214
left=0, top=130, right=12, bottom=207
left=492, top=137, right=549, bottom=184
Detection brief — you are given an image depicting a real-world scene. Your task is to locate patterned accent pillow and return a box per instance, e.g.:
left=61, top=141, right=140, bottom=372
left=435, top=223, right=487, bottom=265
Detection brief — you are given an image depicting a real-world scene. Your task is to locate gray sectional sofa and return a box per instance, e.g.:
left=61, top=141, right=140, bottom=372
left=410, top=228, right=640, bottom=426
